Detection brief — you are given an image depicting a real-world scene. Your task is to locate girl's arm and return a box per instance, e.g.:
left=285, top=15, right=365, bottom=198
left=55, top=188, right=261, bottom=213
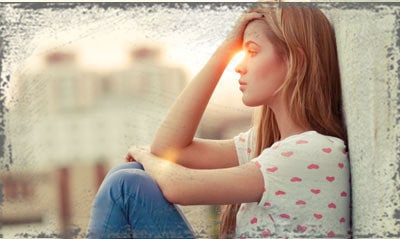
left=129, top=146, right=264, bottom=205
left=150, top=12, right=263, bottom=169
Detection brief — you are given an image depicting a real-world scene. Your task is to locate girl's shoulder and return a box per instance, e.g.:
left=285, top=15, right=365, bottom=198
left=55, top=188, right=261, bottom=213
left=264, top=131, right=347, bottom=159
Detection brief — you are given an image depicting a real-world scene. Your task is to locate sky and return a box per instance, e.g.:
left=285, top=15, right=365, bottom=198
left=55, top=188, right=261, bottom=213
left=5, top=3, right=254, bottom=108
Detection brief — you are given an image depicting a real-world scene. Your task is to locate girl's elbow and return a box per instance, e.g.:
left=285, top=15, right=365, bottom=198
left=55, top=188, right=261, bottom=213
left=150, top=144, right=162, bottom=156
left=162, top=187, right=191, bottom=205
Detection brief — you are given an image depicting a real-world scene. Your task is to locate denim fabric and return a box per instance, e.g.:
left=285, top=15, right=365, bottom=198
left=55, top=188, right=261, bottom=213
left=87, top=162, right=195, bottom=239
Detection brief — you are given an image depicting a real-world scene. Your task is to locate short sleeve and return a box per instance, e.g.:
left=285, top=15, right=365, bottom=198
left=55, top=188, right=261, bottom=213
left=253, top=144, right=311, bottom=208
left=250, top=132, right=350, bottom=229
left=233, top=129, right=254, bottom=165
left=236, top=131, right=351, bottom=238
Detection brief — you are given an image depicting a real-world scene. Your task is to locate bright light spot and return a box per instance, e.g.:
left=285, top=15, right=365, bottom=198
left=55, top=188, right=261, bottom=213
left=232, top=51, right=245, bottom=65
left=161, top=148, right=180, bottom=163
left=226, top=51, right=245, bottom=73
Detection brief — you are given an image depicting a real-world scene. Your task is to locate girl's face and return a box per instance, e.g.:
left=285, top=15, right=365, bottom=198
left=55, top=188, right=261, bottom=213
left=235, top=20, right=288, bottom=108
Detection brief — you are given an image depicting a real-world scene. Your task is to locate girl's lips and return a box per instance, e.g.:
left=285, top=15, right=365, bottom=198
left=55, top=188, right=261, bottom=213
left=239, top=81, right=247, bottom=91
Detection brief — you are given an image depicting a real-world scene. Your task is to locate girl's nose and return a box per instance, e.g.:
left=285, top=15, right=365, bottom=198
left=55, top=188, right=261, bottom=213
left=235, top=60, right=247, bottom=75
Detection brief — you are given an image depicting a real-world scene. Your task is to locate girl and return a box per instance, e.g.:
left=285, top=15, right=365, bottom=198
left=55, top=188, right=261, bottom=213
left=88, top=4, right=351, bottom=239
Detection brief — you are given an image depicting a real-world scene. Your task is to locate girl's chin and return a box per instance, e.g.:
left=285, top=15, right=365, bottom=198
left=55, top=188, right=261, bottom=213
left=241, top=97, right=259, bottom=107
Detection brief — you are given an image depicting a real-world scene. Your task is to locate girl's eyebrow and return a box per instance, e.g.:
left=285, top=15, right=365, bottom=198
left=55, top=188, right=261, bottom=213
left=243, top=40, right=261, bottom=48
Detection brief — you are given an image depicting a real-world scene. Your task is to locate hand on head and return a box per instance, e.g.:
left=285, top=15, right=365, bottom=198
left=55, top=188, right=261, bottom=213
left=224, top=12, right=265, bottom=54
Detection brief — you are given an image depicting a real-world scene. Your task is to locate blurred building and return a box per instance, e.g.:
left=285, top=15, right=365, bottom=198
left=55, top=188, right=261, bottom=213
left=9, top=45, right=187, bottom=169
left=2, top=45, right=189, bottom=237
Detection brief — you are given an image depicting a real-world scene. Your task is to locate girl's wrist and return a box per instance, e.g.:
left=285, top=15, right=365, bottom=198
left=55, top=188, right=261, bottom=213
left=216, top=41, right=240, bottom=64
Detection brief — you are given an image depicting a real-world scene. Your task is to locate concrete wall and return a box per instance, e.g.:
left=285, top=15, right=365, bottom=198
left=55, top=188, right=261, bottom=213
left=325, top=2, right=400, bottom=238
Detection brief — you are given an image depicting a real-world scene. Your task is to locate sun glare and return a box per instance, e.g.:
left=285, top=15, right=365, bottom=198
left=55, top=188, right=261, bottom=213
left=161, top=148, right=180, bottom=163
left=227, top=51, right=245, bottom=72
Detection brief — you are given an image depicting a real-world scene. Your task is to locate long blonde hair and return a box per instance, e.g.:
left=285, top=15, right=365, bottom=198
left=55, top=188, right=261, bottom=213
left=219, top=5, right=347, bottom=239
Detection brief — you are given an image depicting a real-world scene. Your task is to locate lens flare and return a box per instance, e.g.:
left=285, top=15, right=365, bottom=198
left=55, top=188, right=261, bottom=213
left=230, top=51, right=245, bottom=68
left=161, top=148, right=180, bottom=163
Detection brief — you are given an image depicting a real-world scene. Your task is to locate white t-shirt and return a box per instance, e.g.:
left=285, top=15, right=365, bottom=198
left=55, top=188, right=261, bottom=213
left=233, top=130, right=351, bottom=239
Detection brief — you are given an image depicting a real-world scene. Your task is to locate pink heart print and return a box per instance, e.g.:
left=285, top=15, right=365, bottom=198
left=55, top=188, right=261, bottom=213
left=338, top=163, right=344, bottom=168
left=326, top=176, right=335, bottom=182
left=250, top=217, right=258, bottom=224
left=279, top=213, right=291, bottom=219
left=281, top=151, right=294, bottom=157
left=275, top=190, right=286, bottom=196
left=262, top=230, right=271, bottom=237
left=267, top=167, right=278, bottom=172
left=322, top=148, right=332, bottom=153
left=307, top=164, right=319, bottom=169
left=296, top=200, right=306, bottom=205
left=297, top=225, right=307, bottom=232
left=290, top=177, right=302, bottom=182
left=328, top=203, right=337, bottom=209
left=296, top=139, right=308, bottom=144
left=311, top=189, right=321, bottom=194
left=313, top=213, right=323, bottom=219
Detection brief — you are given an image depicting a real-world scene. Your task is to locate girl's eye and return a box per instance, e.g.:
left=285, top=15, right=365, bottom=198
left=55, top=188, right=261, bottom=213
left=247, top=50, right=257, bottom=57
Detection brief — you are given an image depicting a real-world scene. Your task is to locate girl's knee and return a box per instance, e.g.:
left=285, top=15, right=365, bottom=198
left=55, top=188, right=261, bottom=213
left=106, top=162, right=144, bottom=177
left=102, top=168, right=158, bottom=200
left=105, top=168, right=151, bottom=187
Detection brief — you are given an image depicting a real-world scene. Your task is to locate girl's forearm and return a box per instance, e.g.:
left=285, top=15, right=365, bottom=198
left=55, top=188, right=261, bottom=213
left=133, top=148, right=263, bottom=206
left=137, top=152, right=191, bottom=203
left=151, top=43, right=236, bottom=156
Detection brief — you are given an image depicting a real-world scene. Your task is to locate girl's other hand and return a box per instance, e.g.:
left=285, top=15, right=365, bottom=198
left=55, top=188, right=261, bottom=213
left=125, top=145, right=150, bottom=162
left=125, top=153, right=135, bottom=162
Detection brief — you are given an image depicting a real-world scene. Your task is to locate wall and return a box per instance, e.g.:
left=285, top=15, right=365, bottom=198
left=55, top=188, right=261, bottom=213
left=326, top=2, right=400, bottom=237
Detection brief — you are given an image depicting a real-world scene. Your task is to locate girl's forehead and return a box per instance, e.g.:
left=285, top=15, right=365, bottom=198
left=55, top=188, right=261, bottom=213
left=243, top=20, right=269, bottom=41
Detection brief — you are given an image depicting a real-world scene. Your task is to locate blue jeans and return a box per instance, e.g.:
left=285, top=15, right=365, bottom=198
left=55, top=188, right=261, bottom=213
left=87, top=162, right=195, bottom=238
